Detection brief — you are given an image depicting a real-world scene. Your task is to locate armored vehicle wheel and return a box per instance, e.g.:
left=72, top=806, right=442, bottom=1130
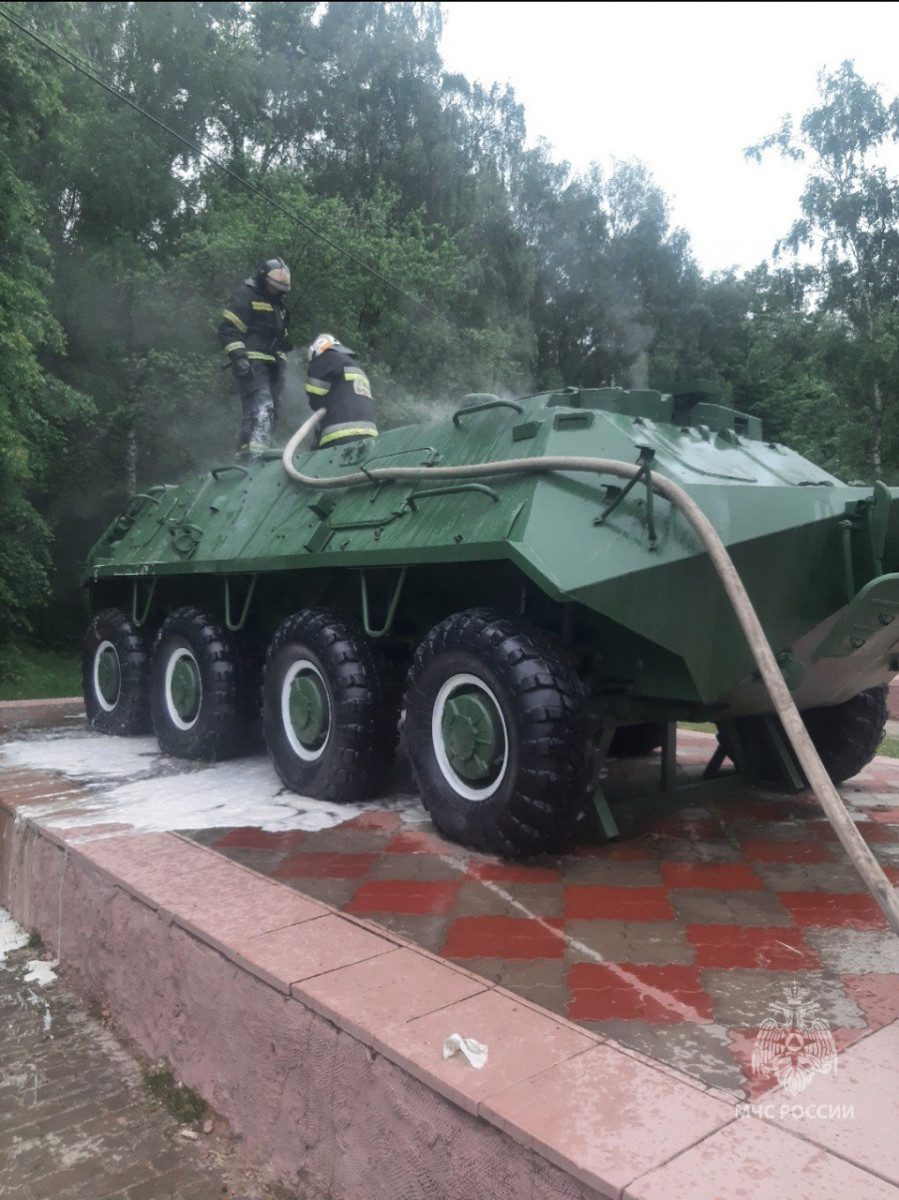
left=403, top=609, right=593, bottom=858
left=803, top=685, right=889, bottom=784
left=262, top=609, right=382, bottom=803
left=150, top=607, right=243, bottom=760
left=82, top=608, right=152, bottom=735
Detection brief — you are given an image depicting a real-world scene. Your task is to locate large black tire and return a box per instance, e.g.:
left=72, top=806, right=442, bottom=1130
left=150, top=607, right=245, bottom=760
left=82, top=608, right=152, bottom=735
left=403, top=608, right=594, bottom=858
left=803, top=685, right=889, bottom=784
left=262, top=609, right=382, bottom=803
left=609, top=722, right=665, bottom=759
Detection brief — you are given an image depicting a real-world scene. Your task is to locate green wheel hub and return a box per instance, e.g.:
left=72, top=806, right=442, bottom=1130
left=441, top=690, right=504, bottom=781
left=288, top=671, right=329, bottom=750
left=169, top=654, right=201, bottom=725
left=96, top=645, right=121, bottom=707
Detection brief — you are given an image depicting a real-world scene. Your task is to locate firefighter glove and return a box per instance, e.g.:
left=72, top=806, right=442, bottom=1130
left=232, top=354, right=252, bottom=380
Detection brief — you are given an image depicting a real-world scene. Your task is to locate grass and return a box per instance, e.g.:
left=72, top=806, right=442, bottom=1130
left=144, top=1063, right=207, bottom=1125
left=880, top=734, right=899, bottom=759
left=0, top=645, right=81, bottom=702
left=679, top=721, right=899, bottom=760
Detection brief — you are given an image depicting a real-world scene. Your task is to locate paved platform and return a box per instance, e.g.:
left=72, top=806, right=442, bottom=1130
left=2, top=701, right=899, bottom=1198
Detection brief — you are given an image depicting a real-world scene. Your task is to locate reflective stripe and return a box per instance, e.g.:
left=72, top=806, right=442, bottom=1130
left=319, top=424, right=378, bottom=446
left=224, top=341, right=246, bottom=355
left=305, top=381, right=331, bottom=396
left=246, top=351, right=277, bottom=362
left=251, top=301, right=274, bottom=311
left=222, top=308, right=248, bottom=333
left=345, top=371, right=372, bottom=399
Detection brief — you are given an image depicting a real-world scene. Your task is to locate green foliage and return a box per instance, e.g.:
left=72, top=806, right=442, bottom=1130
left=144, top=1063, right=207, bottom=1125
left=0, top=9, right=93, bottom=646
left=748, top=61, right=899, bottom=479
left=0, top=643, right=80, bottom=699
left=2, top=5, right=899, bottom=659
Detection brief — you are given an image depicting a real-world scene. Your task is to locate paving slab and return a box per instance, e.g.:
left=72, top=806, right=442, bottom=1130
left=625, top=1117, right=899, bottom=1200
left=480, top=1044, right=732, bottom=1196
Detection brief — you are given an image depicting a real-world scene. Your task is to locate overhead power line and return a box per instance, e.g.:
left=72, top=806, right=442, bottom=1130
left=0, top=3, right=453, bottom=328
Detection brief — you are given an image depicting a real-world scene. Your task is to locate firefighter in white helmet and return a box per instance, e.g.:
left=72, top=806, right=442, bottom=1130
left=218, top=258, right=293, bottom=461
left=305, top=333, right=379, bottom=450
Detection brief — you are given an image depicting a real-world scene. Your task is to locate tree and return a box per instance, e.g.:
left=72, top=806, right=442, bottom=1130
left=0, top=9, right=91, bottom=658
left=747, top=61, right=899, bottom=480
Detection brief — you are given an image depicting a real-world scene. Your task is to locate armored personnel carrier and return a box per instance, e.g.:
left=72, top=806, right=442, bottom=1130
left=81, top=385, right=899, bottom=857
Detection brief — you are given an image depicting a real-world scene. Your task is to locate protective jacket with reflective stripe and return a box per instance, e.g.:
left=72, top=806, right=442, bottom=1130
left=305, top=346, right=378, bottom=447
left=219, top=278, right=292, bottom=365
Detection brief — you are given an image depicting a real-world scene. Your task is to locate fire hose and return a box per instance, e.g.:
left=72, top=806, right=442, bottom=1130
left=283, top=410, right=899, bottom=935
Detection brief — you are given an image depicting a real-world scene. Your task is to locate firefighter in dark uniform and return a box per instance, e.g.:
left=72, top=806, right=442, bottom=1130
left=219, top=258, right=293, bottom=461
left=305, top=333, right=379, bottom=449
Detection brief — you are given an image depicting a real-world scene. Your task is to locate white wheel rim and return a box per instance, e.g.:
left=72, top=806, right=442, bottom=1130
left=164, top=646, right=202, bottom=731
left=431, top=673, right=509, bottom=801
left=93, top=640, right=120, bottom=712
left=282, top=658, right=332, bottom=761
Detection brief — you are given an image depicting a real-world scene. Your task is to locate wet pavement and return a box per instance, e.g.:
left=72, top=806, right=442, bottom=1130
left=0, top=925, right=295, bottom=1199
left=3, top=722, right=899, bottom=1102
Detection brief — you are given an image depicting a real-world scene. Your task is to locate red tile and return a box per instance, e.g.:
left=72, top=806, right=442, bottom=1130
left=341, top=811, right=403, bottom=834
left=213, top=827, right=308, bottom=851
left=843, top=973, right=899, bottom=1027
left=852, top=822, right=899, bottom=843
left=726, top=1030, right=778, bottom=1101
left=777, top=891, right=888, bottom=930
left=806, top=822, right=840, bottom=842
left=564, top=885, right=673, bottom=921
left=442, top=916, right=565, bottom=960
left=272, top=852, right=377, bottom=880
left=740, top=840, right=834, bottom=864
left=606, top=844, right=654, bottom=861
left=568, top=962, right=713, bottom=1024
left=661, top=862, right=764, bottom=891
left=729, top=1026, right=869, bottom=1101
left=345, top=879, right=461, bottom=916
left=385, top=830, right=453, bottom=855
left=860, top=808, right=899, bottom=825
left=686, top=924, right=821, bottom=970
left=467, top=861, right=560, bottom=883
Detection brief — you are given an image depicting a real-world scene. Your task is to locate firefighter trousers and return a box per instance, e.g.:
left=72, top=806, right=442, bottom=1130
left=235, top=362, right=283, bottom=459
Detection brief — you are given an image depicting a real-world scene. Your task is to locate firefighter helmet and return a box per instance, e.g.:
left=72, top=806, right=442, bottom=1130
left=308, top=332, right=342, bottom=361
left=259, top=258, right=291, bottom=293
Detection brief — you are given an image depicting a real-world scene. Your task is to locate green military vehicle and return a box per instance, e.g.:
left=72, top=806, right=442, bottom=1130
left=81, top=385, right=898, bottom=857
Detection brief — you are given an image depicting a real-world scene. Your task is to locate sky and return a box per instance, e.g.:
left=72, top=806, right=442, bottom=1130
left=439, top=1, right=899, bottom=275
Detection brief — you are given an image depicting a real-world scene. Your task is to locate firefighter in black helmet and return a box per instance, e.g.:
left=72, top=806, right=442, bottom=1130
left=305, top=333, right=378, bottom=450
left=218, top=258, right=293, bottom=461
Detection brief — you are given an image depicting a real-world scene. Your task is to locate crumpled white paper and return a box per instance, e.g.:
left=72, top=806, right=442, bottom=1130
left=442, top=1033, right=488, bottom=1070
left=23, top=959, right=59, bottom=987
